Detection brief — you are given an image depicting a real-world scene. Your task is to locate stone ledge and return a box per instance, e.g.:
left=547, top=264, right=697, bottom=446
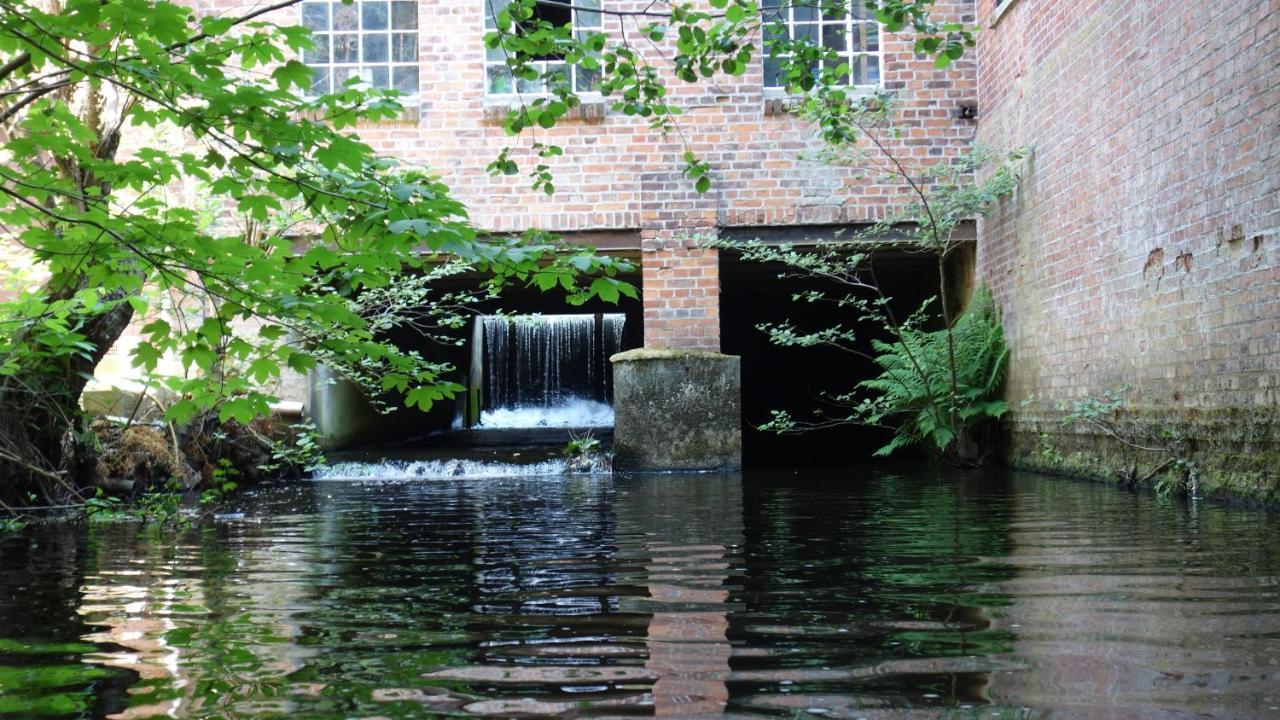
left=1005, top=406, right=1280, bottom=505
left=481, top=97, right=607, bottom=125
left=611, top=347, right=735, bottom=363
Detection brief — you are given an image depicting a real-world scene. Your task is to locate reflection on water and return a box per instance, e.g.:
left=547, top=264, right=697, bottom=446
left=1, top=468, right=1279, bottom=719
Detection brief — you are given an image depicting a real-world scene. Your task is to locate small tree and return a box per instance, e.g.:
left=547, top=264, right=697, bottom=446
left=717, top=96, right=1024, bottom=464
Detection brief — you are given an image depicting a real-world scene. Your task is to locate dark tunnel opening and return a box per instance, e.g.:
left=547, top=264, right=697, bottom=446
left=719, top=239, right=951, bottom=466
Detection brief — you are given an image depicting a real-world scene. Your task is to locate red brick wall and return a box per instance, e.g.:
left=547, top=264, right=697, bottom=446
left=195, top=0, right=979, bottom=351
left=975, top=0, right=1280, bottom=497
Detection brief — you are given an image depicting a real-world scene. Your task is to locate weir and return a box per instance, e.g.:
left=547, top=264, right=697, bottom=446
left=465, top=313, right=626, bottom=429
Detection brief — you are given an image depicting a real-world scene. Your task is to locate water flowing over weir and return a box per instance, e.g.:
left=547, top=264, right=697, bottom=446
left=465, top=313, right=626, bottom=429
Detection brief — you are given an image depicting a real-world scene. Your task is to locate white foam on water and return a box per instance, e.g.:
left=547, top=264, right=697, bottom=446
left=313, top=458, right=574, bottom=481
left=477, top=398, right=614, bottom=429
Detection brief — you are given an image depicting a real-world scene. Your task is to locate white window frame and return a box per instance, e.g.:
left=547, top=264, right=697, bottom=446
left=301, top=0, right=420, bottom=100
left=483, top=0, right=602, bottom=97
left=990, top=0, right=1019, bottom=26
left=762, top=0, right=882, bottom=91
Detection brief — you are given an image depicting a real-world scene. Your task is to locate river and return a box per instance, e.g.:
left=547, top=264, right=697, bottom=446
left=1, top=465, right=1278, bottom=718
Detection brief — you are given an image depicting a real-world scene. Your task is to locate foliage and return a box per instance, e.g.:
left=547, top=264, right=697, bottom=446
left=0, top=0, right=633, bottom=501
left=563, top=433, right=601, bottom=460
left=199, top=466, right=238, bottom=507
left=84, top=485, right=186, bottom=526
left=858, top=286, right=1008, bottom=457
left=259, top=421, right=325, bottom=476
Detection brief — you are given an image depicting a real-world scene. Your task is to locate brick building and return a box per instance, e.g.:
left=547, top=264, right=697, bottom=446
left=292, top=0, right=979, bottom=350
left=18, top=0, right=1276, bottom=490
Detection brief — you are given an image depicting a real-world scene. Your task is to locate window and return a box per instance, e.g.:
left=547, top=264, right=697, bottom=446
left=990, top=0, right=1018, bottom=25
left=762, top=0, right=880, bottom=90
left=301, top=0, right=420, bottom=97
left=483, top=0, right=601, bottom=95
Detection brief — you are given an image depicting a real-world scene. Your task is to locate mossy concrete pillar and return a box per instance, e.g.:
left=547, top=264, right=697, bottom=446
left=610, top=348, right=741, bottom=472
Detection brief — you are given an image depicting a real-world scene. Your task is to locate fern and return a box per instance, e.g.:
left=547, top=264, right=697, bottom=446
left=859, top=285, right=1009, bottom=458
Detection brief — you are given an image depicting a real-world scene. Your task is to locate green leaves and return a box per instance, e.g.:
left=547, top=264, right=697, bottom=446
left=315, top=134, right=370, bottom=170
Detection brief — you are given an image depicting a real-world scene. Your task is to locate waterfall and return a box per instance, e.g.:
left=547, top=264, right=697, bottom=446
left=472, top=313, right=626, bottom=429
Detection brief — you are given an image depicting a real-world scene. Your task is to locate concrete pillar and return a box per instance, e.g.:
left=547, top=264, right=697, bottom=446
left=610, top=349, right=741, bottom=472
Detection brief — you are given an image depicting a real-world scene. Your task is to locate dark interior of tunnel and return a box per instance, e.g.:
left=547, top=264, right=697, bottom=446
left=719, top=246, right=945, bottom=466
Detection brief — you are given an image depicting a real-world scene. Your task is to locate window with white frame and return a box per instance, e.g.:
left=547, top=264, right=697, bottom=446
left=762, top=0, right=880, bottom=89
left=483, top=0, right=601, bottom=95
left=301, top=0, right=420, bottom=97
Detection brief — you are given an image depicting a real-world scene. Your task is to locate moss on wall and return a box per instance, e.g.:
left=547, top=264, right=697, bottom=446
left=1006, top=407, right=1280, bottom=506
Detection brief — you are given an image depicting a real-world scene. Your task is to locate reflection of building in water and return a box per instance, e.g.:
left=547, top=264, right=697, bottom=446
left=986, top=478, right=1280, bottom=717
left=616, top=475, right=744, bottom=716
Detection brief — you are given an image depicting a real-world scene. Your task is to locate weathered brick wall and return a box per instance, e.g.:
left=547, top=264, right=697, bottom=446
left=975, top=0, right=1280, bottom=500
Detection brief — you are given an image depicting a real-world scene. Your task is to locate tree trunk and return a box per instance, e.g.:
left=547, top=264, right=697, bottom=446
left=0, top=288, right=135, bottom=506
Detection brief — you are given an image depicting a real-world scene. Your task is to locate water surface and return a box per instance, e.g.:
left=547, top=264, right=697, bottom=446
left=2, top=467, right=1278, bottom=719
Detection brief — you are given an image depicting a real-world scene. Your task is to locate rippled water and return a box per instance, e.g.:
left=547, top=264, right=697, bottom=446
left=2, top=467, right=1279, bottom=719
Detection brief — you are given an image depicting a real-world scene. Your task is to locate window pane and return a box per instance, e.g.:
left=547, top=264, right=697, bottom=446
left=545, top=62, right=570, bottom=91
left=864, top=23, right=879, bottom=51
left=334, top=66, right=357, bottom=87
left=763, top=12, right=786, bottom=45
left=851, top=0, right=874, bottom=20
left=764, top=56, right=782, bottom=87
left=517, top=69, right=544, bottom=93
left=362, top=1, right=388, bottom=30
left=301, top=2, right=329, bottom=30
left=575, top=0, right=601, bottom=28
left=393, top=32, right=418, bottom=61
left=822, top=24, right=847, bottom=53
left=333, top=33, right=358, bottom=62
left=487, top=65, right=514, bottom=93
left=365, top=66, right=389, bottom=88
left=792, top=23, right=818, bottom=46
left=333, top=2, right=357, bottom=30
left=311, top=67, right=330, bottom=94
left=304, top=33, right=330, bottom=63
left=864, top=54, right=880, bottom=85
left=793, top=4, right=818, bottom=22
left=392, top=66, right=419, bottom=94
left=533, top=0, right=571, bottom=28
left=391, top=1, right=417, bottom=29
left=574, top=65, right=597, bottom=92
left=363, top=32, right=388, bottom=62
